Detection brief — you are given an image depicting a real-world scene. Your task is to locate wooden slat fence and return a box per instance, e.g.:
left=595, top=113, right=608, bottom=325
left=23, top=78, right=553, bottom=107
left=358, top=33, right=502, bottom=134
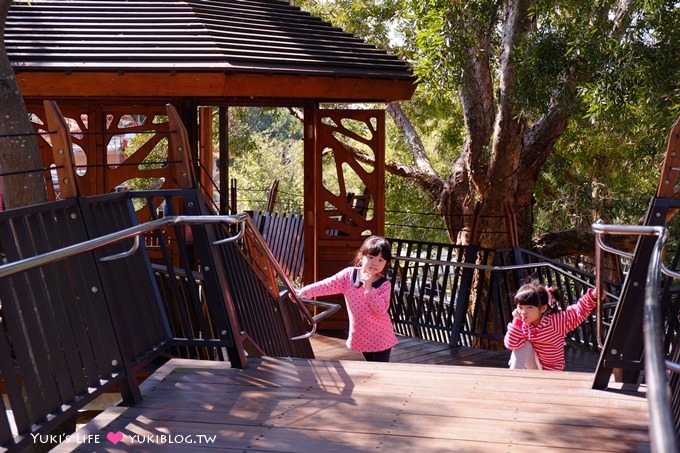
left=0, top=196, right=171, bottom=451
left=249, top=210, right=304, bottom=282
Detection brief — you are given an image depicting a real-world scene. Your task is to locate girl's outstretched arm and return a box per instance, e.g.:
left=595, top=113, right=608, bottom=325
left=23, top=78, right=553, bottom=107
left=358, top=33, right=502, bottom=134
left=298, top=267, right=352, bottom=299
left=555, top=288, right=598, bottom=334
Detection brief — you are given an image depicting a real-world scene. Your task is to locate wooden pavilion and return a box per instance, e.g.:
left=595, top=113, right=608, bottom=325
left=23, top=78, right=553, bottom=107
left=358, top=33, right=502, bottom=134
left=6, top=0, right=416, bottom=329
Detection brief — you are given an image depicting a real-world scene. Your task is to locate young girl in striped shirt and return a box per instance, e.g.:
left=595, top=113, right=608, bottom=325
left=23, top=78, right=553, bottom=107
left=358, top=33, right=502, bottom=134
left=504, top=281, right=597, bottom=371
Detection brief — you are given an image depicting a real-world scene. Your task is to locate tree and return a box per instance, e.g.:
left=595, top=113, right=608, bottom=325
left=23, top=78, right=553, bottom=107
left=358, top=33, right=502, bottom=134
left=226, top=107, right=305, bottom=214
left=295, top=0, right=680, bottom=254
left=0, top=0, right=47, bottom=209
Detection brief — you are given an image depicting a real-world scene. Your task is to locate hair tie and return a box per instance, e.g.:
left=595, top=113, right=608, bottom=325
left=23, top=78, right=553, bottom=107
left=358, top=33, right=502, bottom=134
left=546, top=287, right=556, bottom=307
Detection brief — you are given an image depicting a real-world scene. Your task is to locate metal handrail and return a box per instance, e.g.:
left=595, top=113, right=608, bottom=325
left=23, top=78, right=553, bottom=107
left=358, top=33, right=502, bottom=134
left=236, top=214, right=340, bottom=340
left=591, top=223, right=666, bottom=347
left=99, top=235, right=140, bottom=262
left=212, top=220, right=246, bottom=245
left=592, top=222, right=678, bottom=453
left=394, top=253, right=605, bottom=344
left=591, top=223, right=677, bottom=347
left=0, top=213, right=339, bottom=341
left=0, top=215, right=215, bottom=279
left=394, top=255, right=598, bottom=289
left=394, top=253, right=606, bottom=299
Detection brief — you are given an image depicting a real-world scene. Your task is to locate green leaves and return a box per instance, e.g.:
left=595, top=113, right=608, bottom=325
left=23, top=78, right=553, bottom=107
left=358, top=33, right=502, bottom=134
left=289, top=0, right=679, bottom=249
left=227, top=107, right=305, bottom=213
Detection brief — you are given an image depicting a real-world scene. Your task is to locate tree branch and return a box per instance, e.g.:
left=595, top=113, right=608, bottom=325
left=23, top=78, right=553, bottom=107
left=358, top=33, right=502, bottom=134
left=338, top=140, right=444, bottom=202
left=487, top=0, right=529, bottom=192
left=458, top=13, right=496, bottom=194
left=386, top=101, right=438, bottom=178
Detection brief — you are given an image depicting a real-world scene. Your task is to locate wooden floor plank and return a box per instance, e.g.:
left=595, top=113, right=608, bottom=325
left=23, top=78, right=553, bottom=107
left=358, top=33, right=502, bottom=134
left=315, top=333, right=599, bottom=371
left=56, top=355, right=649, bottom=452
left=123, top=386, right=649, bottom=428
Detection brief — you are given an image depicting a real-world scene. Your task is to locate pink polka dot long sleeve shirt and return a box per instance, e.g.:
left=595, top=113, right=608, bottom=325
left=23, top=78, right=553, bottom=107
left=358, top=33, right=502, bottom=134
left=299, top=267, right=397, bottom=353
left=504, top=288, right=597, bottom=371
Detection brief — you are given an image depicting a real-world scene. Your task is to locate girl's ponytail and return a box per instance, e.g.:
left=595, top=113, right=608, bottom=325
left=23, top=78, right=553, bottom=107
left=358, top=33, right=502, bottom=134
left=545, top=286, right=563, bottom=313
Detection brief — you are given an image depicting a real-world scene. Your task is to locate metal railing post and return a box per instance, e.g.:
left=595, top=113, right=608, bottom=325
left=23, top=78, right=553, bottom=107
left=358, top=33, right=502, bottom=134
left=592, top=222, right=678, bottom=453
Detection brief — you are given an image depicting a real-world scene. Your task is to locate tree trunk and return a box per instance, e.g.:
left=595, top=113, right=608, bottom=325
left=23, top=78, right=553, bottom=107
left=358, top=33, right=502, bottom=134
left=0, top=0, right=47, bottom=209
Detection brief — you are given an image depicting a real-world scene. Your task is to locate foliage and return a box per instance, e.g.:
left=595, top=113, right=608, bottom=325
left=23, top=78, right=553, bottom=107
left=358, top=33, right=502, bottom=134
left=533, top=119, right=663, bottom=233
left=385, top=172, right=449, bottom=242
left=383, top=90, right=463, bottom=241
left=225, top=107, right=305, bottom=214
left=530, top=0, right=680, bottom=234
left=405, top=0, right=500, bottom=97
left=292, top=0, right=680, bottom=251
left=292, top=0, right=405, bottom=52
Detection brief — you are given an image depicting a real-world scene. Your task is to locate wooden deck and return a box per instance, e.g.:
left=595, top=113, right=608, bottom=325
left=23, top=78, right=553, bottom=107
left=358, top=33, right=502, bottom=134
left=51, top=335, right=649, bottom=452
left=311, top=333, right=600, bottom=371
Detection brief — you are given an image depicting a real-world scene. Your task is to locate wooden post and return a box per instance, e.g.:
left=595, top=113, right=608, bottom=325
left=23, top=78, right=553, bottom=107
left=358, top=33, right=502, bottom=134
left=198, top=106, right=214, bottom=201
left=166, top=103, right=196, bottom=188
left=43, top=100, right=79, bottom=199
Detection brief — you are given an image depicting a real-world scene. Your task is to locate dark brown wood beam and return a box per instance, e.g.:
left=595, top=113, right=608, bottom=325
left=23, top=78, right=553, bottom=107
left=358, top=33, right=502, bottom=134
left=16, top=72, right=416, bottom=103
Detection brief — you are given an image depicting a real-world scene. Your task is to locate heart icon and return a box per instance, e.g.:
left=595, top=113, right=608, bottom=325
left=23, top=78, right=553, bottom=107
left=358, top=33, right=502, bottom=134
left=106, top=431, right=124, bottom=445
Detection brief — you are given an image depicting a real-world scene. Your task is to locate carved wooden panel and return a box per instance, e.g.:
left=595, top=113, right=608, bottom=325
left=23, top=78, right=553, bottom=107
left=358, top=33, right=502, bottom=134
left=315, top=109, right=385, bottom=239
left=26, top=101, right=190, bottom=199
left=311, top=109, right=385, bottom=330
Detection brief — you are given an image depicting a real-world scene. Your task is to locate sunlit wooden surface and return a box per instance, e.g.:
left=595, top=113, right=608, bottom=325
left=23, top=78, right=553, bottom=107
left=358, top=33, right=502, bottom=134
left=53, top=336, right=648, bottom=452
left=312, top=333, right=599, bottom=371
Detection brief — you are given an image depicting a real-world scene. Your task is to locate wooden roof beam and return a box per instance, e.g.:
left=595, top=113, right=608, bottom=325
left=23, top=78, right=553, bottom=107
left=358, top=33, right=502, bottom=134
left=16, top=72, right=416, bottom=103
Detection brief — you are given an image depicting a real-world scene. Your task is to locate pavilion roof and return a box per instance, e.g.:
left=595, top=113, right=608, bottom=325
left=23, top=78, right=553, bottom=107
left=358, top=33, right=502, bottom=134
left=6, top=0, right=416, bottom=102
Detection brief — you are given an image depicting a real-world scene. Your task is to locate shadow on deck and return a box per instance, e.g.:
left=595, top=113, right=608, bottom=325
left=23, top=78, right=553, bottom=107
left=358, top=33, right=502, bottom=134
left=53, top=358, right=648, bottom=453
left=312, top=333, right=600, bottom=372
left=52, top=337, right=646, bottom=452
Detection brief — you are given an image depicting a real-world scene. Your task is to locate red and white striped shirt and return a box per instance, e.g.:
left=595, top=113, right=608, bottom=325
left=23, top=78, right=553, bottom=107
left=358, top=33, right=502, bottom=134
left=504, top=288, right=597, bottom=371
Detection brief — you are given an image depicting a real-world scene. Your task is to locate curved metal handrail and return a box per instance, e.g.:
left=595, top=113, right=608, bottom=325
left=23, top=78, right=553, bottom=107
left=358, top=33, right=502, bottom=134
left=0, top=213, right=339, bottom=342
left=212, top=219, right=246, bottom=245
left=393, top=254, right=599, bottom=291
left=234, top=215, right=340, bottom=340
left=99, top=235, right=140, bottom=262
left=286, top=293, right=341, bottom=340
left=591, top=221, right=678, bottom=453
left=591, top=222, right=672, bottom=347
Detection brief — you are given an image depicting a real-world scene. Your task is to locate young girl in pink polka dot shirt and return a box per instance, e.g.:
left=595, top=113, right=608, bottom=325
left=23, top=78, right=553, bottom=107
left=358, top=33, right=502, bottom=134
left=297, top=236, right=397, bottom=362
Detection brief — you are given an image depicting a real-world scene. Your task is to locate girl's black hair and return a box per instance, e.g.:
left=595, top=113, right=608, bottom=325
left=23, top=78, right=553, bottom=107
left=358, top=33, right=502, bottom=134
left=353, top=235, right=392, bottom=266
left=513, top=280, right=562, bottom=314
